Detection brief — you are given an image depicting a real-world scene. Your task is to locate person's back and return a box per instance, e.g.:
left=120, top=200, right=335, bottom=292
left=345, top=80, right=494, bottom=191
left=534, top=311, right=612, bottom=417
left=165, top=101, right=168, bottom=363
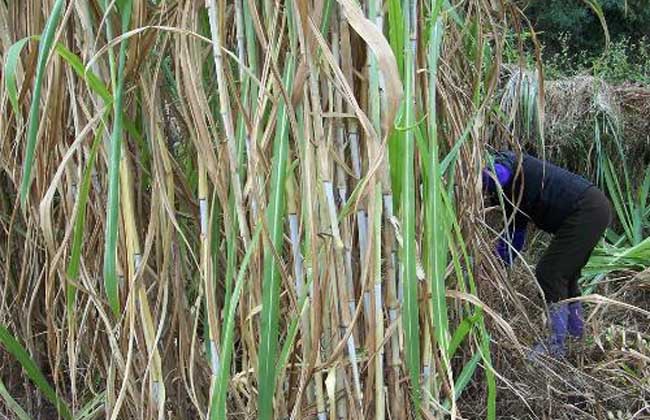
left=491, top=151, right=592, bottom=233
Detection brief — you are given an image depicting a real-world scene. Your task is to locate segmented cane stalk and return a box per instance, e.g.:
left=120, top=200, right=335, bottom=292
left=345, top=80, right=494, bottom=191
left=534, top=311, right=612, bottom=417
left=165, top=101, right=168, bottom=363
left=206, top=0, right=251, bottom=247
left=332, top=13, right=363, bottom=414
left=367, top=0, right=389, bottom=415
left=119, top=147, right=165, bottom=410
left=301, top=94, right=328, bottom=420
left=383, top=193, right=404, bottom=415
left=339, top=10, right=371, bottom=331
left=198, top=157, right=222, bottom=419
left=371, top=188, right=385, bottom=419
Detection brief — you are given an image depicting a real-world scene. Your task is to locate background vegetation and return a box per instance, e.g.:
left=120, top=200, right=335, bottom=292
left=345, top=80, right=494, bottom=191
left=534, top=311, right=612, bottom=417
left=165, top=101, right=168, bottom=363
left=521, top=0, right=650, bottom=52
left=508, top=0, right=650, bottom=83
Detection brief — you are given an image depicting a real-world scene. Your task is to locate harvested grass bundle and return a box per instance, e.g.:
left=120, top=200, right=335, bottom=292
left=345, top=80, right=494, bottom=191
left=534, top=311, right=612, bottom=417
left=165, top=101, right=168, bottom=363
left=545, top=76, right=620, bottom=144
left=499, top=67, right=650, bottom=178
left=544, top=75, right=650, bottom=176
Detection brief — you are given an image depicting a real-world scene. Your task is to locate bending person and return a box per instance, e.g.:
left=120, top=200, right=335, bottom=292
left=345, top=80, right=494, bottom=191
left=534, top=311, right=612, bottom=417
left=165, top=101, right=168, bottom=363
left=482, top=151, right=611, bottom=358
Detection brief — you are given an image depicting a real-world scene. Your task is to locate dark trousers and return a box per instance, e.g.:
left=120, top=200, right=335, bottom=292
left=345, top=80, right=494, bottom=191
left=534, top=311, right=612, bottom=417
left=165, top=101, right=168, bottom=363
left=536, top=187, right=612, bottom=303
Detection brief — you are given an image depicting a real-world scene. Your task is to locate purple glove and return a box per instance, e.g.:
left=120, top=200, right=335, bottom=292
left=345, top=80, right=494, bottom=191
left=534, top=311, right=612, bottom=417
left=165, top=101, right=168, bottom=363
left=482, top=163, right=512, bottom=192
left=496, top=227, right=526, bottom=266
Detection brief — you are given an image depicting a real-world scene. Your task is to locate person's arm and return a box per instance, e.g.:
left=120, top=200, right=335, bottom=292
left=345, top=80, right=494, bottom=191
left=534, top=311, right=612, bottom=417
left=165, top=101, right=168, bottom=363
left=496, top=214, right=527, bottom=266
left=483, top=160, right=527, bottom=265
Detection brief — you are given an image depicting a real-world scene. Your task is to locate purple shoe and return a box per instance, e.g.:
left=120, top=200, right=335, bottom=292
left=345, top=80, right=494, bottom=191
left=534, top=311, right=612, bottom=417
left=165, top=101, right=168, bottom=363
left=529, top=303, right=569, bottom=359
left=567, top=302, right=584, bottom=339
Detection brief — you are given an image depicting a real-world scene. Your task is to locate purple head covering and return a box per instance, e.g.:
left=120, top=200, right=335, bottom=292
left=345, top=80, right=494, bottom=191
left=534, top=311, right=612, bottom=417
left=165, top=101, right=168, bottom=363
left=482, top=163, right=512, bottom=192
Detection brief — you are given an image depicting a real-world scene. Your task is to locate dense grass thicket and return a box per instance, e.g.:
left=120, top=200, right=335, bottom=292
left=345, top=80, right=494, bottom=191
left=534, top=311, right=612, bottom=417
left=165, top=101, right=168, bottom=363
left=0, top=0, right=515, bottom=418
left=0, top=0, right=648, bottom=419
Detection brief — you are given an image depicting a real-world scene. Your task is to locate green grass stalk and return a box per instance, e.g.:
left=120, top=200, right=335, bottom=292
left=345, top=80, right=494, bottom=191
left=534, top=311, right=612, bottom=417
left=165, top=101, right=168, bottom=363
left=103, top=0, right=134, bottom=317
left=19, top=0, right=65, bottom=207
left=257, top=55, right=295, bottom=420
left=401, top=0, right=422, bottom=413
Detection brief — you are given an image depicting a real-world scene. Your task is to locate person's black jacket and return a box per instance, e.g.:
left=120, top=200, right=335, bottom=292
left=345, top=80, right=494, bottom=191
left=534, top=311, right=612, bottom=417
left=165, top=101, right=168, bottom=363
left=493, top=151, right=593, bottom=233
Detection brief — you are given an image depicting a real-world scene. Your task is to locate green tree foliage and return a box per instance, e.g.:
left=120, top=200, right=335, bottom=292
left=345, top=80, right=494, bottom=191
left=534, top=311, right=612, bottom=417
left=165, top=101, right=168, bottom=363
left=520, top=0, right=650, bottom=53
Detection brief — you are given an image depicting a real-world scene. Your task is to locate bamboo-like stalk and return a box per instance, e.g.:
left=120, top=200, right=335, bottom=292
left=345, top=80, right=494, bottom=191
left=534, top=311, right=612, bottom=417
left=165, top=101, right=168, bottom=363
left=326, top=59, right=358, bottom=418
left=307, top=26, right=349, bottom=411
left=118, top=146, right=165, bottom=413
left=301, top=90, right=328, bottom=420
left=206, top=0, right=251, bottom=248
left=287, top=5, right=330, bottom=419
left=290, top=94, right=319, bottom=419
left=366, top=0, right=388, bottom=416
left=287, top=176, right=304, bottom=305
left=337, top=0, right=365, bottom=353
left=376, top=5, right=405, bottom=411
left=338, top=11, right=371, bottom=332
left=383, top=193, right=404, bottom=417
left=372, top=188, right=385, bottom=419
left=332, top=13, right=363, bottom=415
